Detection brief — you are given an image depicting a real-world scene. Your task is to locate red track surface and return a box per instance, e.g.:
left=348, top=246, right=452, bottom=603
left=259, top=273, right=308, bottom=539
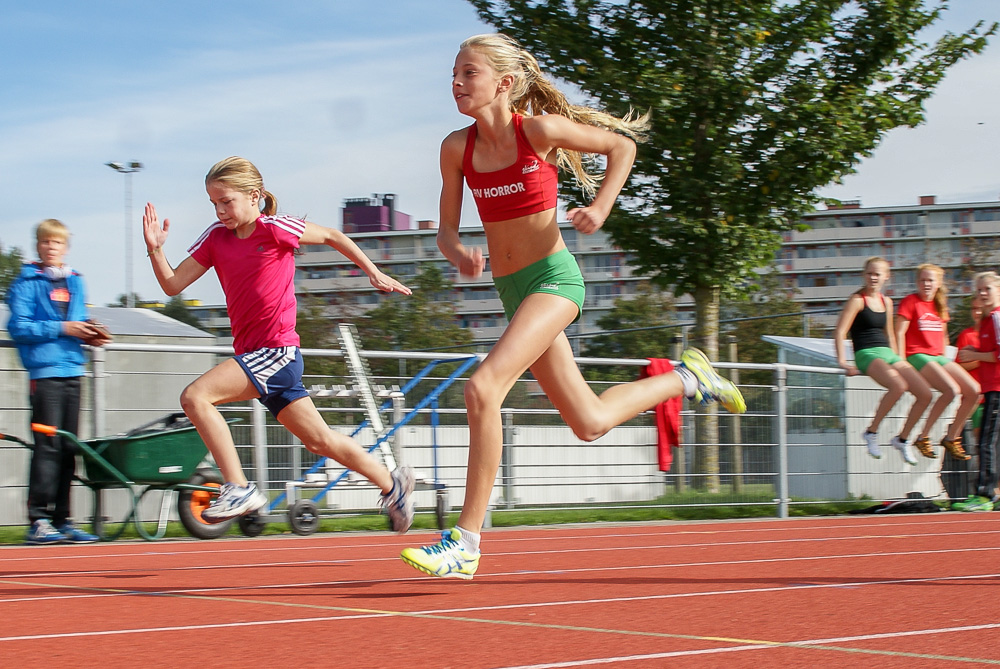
left=2, top=513, right=999, bottom=668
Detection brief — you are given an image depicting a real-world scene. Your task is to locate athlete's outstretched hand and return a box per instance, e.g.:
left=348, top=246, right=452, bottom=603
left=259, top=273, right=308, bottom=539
left=457, top=246, right=485, bottom=279
left=143, top=202, right=170, bottom=252
left=566, top=205, right=607, bottom=235
left=369, top=271, right=412, bottom=295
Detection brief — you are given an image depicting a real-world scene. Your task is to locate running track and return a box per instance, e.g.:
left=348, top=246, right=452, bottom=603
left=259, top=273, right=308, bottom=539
left=1, top=513, right=998, bottom=668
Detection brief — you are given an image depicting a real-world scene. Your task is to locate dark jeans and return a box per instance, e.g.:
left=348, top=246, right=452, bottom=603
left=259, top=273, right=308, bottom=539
left=27, top=376, right=81, bottom=525
left=976, top=391, right=1000, bottom=499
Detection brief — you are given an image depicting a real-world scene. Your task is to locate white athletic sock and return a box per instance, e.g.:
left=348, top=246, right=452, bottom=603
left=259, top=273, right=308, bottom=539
left=455, top=525, right=480, bottom=553
left=675, top=366, right=698, bottom=398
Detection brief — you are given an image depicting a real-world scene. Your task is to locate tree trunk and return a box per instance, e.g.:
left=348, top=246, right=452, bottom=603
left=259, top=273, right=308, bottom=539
left=691, top=284, right=720, bottom=493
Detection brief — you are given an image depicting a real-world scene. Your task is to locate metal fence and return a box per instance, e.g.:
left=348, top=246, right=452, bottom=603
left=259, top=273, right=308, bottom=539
left=0, top=339, right=968, bottom=528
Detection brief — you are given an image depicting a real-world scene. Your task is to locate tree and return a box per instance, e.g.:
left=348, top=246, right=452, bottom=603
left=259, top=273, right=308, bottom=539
left=720, top=272, right=804, bottom=387
left=357, top=264, right=474, bottom=399
left=582, top=282, right=678, bottom=382
left=158, top=295, right=204, bottom=330
left=0, top=243, right=24, bottom=301
left=297, top=292, right=349, bottom=379
left=469, top=0, right=994, bottom=352
left=109, top=292, right=143, bottom=308
left=469, top=0, right=995, bottom=491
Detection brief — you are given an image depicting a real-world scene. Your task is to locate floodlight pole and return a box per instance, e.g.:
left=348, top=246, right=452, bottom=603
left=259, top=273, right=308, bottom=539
left=105, top=161, right=143, bottom=308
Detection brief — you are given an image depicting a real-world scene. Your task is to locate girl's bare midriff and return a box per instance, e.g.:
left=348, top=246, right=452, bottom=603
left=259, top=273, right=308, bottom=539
left=482, top=208, right=565, bottom=277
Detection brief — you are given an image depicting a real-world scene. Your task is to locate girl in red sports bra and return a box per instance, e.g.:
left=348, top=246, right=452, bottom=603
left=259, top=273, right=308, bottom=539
left=400, top=33, right=745, bottom=580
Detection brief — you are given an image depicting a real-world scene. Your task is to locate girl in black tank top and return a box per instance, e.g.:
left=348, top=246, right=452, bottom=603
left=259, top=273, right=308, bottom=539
left=849, top=293, right=890, bottom=352
left=833, top=257, right=932, bottom=466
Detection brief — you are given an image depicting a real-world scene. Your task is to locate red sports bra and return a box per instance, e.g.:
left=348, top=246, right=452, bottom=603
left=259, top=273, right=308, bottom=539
left=463, top=113, right=558, bottom=223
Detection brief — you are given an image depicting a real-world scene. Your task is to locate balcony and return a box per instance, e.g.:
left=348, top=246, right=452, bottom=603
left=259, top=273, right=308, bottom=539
left=785, top=225, right=884, bottom=243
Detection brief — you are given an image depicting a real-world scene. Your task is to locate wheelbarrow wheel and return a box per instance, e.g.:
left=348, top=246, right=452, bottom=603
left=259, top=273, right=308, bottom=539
left=288, top=499, right=320, bottom=536
left=91, top=488, right=108, bottom=540
left=435, top=490, right=448, bottom=530
left=178, top=469, right=234, bottom=539
left=238, top=513, right=266, bottom=537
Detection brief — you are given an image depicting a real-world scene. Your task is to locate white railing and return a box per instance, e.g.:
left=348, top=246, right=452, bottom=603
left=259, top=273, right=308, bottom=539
left=0, top=340, right=964, bottom=529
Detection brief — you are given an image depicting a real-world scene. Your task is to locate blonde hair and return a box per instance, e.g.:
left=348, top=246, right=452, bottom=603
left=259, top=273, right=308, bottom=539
left=35, top=219, right=69, bottom=242
left=854, top=256, right=889, bottom=295
left=205, top=156, right=277, bottom=216
left=461, top=33, right=649, bottom=199
left=974, top=271, right=1000, bottom=292
left=916, top=263, right=948, bottom=320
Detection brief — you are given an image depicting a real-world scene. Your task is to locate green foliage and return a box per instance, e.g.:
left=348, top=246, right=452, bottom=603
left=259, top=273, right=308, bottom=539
left=0, top=243, right=24, bottom=301
left=158, top=294, right=204, bottom=329
left=108, top=292, right=143, bottom=308
left=468, top=0, right=995, bottom=338
left=720, top=272, right=804, bottom=385
left=297, top=292, right=349, bottom=379
left=357, top=263, right=474, bottom=361
left=582, top=282, right=679, bottom=381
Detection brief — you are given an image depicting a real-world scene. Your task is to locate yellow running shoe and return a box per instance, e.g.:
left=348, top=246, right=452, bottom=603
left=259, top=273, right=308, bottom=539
left=679, top=348, right=746, bottom=414
left=401, top=528, right=480, bottom=580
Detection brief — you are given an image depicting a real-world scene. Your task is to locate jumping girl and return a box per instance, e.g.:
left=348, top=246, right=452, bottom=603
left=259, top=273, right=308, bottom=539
left=834, top=257, right=930, bottom=465
left=400, top=33, right=745, bottom=580
left=142, top=156, right=415, bottom=529
left=896, top=263, right=979, bottom=461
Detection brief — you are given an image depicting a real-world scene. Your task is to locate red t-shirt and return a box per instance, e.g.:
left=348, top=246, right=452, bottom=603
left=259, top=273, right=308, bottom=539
left=187, top=215, right=304, bottom=355
left=956, top=325, right=980, bottom=384
left=897, top=293, right=948, bottom=356
left=977, top=307, right=1000, bottom=393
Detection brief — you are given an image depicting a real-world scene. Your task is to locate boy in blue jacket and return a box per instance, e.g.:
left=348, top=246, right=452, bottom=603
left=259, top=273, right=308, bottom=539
left=6, top=219, right=110, bottom=544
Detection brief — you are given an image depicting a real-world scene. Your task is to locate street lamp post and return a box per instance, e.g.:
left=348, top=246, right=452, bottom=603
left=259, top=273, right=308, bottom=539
left=105, top=161, right=143, bottom=309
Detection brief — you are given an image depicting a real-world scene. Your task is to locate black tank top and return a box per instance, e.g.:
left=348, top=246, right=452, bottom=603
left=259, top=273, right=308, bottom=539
left=849, top=294, right=889, bottom=352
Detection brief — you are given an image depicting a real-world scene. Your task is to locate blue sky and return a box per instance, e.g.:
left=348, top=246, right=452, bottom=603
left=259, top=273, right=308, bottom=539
left=2, top=1, right=997, bottom=306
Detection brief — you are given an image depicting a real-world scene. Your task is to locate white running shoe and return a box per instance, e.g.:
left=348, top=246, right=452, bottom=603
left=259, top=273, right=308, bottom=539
left=891, top=436, right=918, bottom=466
left=201, top=482, right=268, bottom=523
left=862, top=431, right=882, bottom=459
left=379, top=465, right=415, bottom=533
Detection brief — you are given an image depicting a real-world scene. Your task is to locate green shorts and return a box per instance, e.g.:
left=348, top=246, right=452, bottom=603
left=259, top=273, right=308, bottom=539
left=494, top=248, right=585, bottom=322
left=906, top=353, right=952, bottom=372
left=854, top=346, right=902, bottom=375
left=973, top=402, right=984, bottom=430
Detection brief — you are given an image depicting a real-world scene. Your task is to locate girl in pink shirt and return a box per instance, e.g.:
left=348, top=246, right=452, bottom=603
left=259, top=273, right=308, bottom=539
left=142, top=156, right=415, bottom=529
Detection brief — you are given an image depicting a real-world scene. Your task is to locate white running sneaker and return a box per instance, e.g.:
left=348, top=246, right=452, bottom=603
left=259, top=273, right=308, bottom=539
left=379, top=465, right=415, bottom=533
left=201, top=482, right=268, bottom=523
left=862, top=431, right=882, bottom=459
left=891, top=436, right=918, bottom=466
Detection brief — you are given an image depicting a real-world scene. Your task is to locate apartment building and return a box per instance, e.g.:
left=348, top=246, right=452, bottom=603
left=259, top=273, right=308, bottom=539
left=188, top=193, right=1000, bottom=344
left=784, top=195, right=1000, bottom=330
left=297, top=194, right=646, bottom=344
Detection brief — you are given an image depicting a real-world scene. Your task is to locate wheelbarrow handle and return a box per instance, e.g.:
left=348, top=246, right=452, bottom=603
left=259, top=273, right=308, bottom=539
left=31, top=423, right=58, bottom=437
left=0, top=431, right=32, bottom=447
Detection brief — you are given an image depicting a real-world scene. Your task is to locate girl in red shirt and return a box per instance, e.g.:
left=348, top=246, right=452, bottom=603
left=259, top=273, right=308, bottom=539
left=956, top=272, right=1000, bottom=510
left=896, top=263, right=980, bottom=460
left=956, top=296, right=985, bottom=443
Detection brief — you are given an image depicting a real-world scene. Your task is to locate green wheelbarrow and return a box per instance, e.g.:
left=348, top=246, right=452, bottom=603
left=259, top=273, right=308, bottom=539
left=2, top=413, right=237, bottom=541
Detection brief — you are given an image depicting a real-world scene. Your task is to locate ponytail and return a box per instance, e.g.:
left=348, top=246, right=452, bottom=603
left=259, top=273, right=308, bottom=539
left=461, top=33, right=649, bottom=199
left=260, top=189, right=278, bottom=217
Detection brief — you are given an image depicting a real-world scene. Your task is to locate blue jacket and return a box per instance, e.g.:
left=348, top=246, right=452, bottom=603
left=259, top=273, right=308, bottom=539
left=5, top=263, right=90, bottom=380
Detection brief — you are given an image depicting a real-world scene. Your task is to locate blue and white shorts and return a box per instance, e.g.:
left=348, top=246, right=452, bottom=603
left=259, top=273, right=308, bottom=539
left=235, top=346, right=309, bottom=417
